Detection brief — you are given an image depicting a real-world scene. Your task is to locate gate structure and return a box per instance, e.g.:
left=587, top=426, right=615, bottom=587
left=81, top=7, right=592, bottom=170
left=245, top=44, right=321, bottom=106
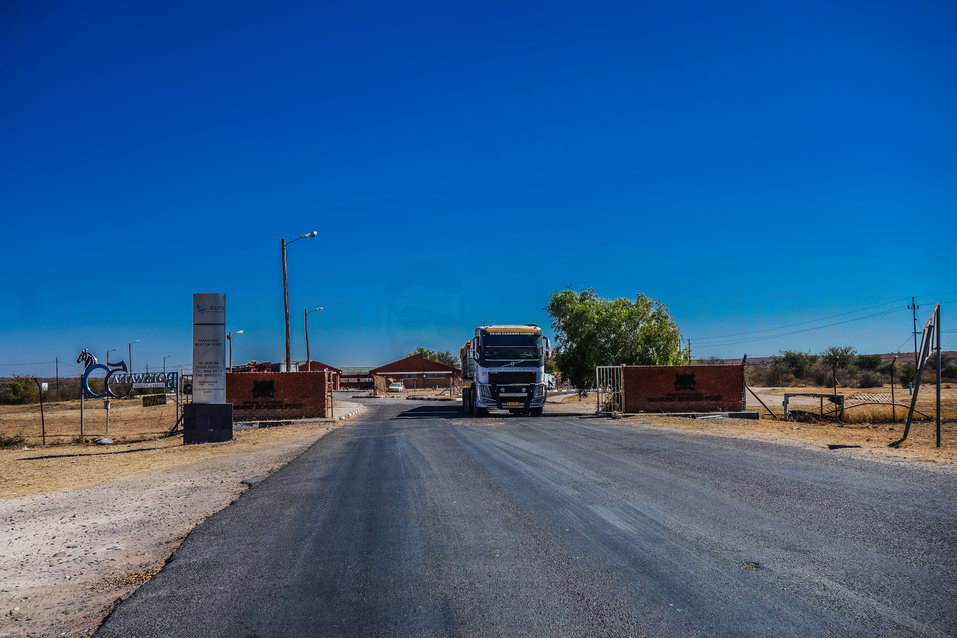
left=595, top=365, right=623, bottom=414
left=891, top=303, right=943, bottom=448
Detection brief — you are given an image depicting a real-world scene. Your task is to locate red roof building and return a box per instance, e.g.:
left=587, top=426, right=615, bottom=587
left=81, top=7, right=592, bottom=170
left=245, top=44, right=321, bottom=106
left=369, top=353, right=461, bottom=390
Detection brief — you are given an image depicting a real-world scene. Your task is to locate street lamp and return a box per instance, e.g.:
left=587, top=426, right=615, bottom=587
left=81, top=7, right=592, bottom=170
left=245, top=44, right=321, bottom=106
left=106, top=348, right=118, bottom=365
left=304, top=307, right=324, bottom=369
left=227, top=330, right=245, bottom=371
left=163, top=355, right=172, bottom=375
left=281, top=231, right=317, bottom=371
left=128, top=339, right=141, bottom=372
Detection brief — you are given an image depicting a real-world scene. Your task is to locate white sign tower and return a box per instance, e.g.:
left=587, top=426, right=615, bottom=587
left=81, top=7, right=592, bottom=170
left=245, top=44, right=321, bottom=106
left=184, top=293, right=233, bottom=443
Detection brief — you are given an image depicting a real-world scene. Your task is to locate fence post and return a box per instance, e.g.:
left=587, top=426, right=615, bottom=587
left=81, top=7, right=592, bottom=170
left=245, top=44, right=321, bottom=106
left=890, top=356, right=897, bottom=422
left=34, top=378, right=46, bottom=446
left=79, top=375, right=85, bottom=439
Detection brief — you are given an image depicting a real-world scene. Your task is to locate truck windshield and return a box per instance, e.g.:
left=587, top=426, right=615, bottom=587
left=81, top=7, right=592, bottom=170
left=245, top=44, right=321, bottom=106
left=482, top=334, right=543, bottom=359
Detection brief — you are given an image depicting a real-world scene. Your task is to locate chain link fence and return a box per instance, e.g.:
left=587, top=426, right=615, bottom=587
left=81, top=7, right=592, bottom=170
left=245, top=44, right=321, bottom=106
left=0, top=376, right=182, bottom=446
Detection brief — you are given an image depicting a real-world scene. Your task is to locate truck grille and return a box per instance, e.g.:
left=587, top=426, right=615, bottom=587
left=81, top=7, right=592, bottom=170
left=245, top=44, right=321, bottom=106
left=489, top=371, right=536, bottom=385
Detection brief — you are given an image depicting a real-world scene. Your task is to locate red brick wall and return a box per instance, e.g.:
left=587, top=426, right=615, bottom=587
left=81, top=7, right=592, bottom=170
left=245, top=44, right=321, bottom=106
left=226, top=371, right=328, bottom=421
left=622, top=365, right=745, bottom=412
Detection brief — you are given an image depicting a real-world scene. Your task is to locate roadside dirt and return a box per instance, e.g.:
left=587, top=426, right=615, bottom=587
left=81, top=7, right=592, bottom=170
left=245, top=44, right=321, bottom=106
left=1, top=415, right=357, bottom=500
left=557, top=388, right=957, bottom=468
left=629, top=414, right=957, bottom=469
left=0, top=405, right=364, bottom=638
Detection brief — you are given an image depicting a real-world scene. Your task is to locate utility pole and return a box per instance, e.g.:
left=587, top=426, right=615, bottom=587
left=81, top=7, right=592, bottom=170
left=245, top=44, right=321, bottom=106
left=280, top=231, right=317, bottom=372
left=686, top=338, right=692, bottom=361
left=55, top=357, right=59, bottom=396
left=282, top=238, right=291, bottom=372
left=909, top=296, right=920, bottom=368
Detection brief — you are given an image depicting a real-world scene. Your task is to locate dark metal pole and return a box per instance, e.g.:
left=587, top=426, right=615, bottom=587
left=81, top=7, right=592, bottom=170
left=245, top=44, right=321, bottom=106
left=909, top=296, right=920, bottom=368
left=227, top=333, right=233, bottom=371
left=304, top=309, right=311, bottom=370
left=936, top=307, right=942, bottom=448
left=55, top=357, right=59, bottom=396
left=129, top=342, right=133, bottom=374
left=282, top=238, right=291, bottom=372
left=890, top=356, right=897, bottom=422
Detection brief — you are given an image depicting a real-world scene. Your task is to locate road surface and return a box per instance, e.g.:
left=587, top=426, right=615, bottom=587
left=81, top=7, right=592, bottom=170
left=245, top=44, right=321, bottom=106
left=95, top=398, right=957, bottom=637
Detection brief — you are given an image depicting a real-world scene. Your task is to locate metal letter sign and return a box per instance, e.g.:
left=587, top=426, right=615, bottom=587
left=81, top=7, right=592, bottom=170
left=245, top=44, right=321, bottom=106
left=77, top=349, right=178, bottom=398
left=192, top=293, right=227, bottom=404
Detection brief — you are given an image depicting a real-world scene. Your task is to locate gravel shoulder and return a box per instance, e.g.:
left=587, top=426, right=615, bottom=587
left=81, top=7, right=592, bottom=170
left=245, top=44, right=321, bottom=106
left=0, top=403, right=363, bottom=638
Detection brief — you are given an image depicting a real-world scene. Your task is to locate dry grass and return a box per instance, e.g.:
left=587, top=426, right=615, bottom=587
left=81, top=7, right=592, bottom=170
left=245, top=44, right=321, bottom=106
left=0, top=417, right=349, bottom=499
left=0, top=397, right=177, bottom=445
left=561, top=392, right=592, bottom=404
left=748, top=384, right=957, bottom=423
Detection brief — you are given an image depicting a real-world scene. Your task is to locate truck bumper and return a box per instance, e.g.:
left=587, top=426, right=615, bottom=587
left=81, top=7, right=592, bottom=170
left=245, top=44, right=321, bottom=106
left=475, top=385, right=547, bottom=410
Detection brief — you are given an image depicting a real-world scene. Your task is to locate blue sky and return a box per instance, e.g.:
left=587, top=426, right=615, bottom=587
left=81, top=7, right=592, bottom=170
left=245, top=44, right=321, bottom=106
left=1, top=1, right=955, bottom=376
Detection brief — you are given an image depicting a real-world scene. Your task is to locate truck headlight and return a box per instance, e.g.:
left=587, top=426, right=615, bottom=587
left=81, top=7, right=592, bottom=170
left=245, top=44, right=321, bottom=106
left=533, top=384, right=545, bottom=399
left=479, top=384, right=493, bottom=400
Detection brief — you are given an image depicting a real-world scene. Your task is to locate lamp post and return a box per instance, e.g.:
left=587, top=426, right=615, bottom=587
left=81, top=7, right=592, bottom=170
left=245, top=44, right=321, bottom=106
left=281, top=231, right=317, bottom=371
left=227, top=330, right=244, bottom=371
left=304, top=307, right=324, bottom=369
left=163, top=355, right=171, bottom=375
left=128, top=339, right=141, bottom=372
left=106, top=348, right=117, bottom=365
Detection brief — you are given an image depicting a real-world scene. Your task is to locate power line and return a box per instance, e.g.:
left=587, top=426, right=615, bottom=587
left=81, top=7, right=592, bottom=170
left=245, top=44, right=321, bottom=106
left=695, top=307, right=906, bottom=349
left=692, top=298, right=909, bottom=343
left=0, top=361, right=55, bottom=367
left=891, top=334, right=914, bottom=353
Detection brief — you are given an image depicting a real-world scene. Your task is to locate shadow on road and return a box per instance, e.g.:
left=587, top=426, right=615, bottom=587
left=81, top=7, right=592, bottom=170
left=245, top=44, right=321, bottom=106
left=396, top=405, right=587, bottom=420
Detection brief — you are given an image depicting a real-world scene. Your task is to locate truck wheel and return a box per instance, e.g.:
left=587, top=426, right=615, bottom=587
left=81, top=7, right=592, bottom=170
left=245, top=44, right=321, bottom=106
left=462, top=388, right=470, bottom=415
left=530, top=408, right=543, bottom=417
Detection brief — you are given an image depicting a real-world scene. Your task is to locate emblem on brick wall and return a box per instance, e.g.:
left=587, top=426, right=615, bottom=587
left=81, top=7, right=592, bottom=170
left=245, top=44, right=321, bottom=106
left=674, top=373, right=696, bottom=391
left=252, top=380, right=276, bottom=398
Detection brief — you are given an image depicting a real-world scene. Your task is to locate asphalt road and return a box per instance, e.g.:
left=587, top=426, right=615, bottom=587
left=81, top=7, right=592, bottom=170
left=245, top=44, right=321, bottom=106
left=96, top=399, right=957, bottom=637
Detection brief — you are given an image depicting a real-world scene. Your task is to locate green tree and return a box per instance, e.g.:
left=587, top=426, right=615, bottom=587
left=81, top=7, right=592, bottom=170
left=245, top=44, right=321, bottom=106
left=898, top=364, right=916, bottom=388
left=407, top=347, right=459, bottom=368
left=856, top=354, right=882, bottom=370
left=820, top=346, right=857, bottom=392
left=0, top=375, right=36, bottom=405
left=779, top=351, right=818, bottom=379
left=546, top=289, right=688, bottom=390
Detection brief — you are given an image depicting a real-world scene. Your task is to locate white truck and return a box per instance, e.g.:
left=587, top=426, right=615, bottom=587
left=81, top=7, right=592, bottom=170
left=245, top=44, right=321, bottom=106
left=460, top=324, right=550, bottom=417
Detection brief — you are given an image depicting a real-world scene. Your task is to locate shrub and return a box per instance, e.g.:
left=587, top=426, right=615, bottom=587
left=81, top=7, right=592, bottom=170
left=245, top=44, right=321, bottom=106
left=0, top=433, right=25, bottom=448
left=779, top=351, right=818, bottom=379
left=762, top=362, right=793, bottom=387
left=899, top=364, right=917, bottom=388
left=944, top=360, right=957, bottom=381
left=0, top=376, right=35, bottom=405
left=810, top=363, right=833, bottom=387
left=856, top=354, right=882, bottom=370
left=857, top=370, right=883, bottom=388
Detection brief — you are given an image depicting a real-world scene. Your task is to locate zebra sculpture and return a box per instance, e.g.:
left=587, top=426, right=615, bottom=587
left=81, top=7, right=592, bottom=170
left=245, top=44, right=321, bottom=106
left=76, top=349, right=98, bottom=370
left=77, top=349, right=130, bottom=398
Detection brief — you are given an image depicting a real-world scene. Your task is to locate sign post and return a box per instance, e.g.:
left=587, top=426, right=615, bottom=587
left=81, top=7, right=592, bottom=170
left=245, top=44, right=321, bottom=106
left=183, top=293, right=233, bottom=443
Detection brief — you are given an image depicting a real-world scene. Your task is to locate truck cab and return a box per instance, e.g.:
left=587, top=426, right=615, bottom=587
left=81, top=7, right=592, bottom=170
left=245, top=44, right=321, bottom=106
left=461, top=325, right=549, bottom=417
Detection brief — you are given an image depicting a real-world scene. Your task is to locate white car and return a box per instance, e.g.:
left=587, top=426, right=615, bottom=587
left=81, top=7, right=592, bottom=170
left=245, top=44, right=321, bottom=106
left=387, top=382, right=405, bottom=392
